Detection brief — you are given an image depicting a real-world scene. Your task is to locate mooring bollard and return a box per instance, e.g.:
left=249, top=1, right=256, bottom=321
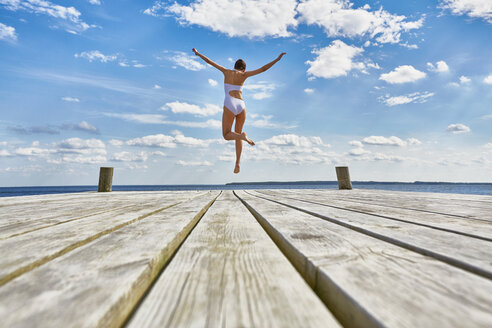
left=98, top=167, right=114, bottom=192
left=335, top=166, right=352, bottom=190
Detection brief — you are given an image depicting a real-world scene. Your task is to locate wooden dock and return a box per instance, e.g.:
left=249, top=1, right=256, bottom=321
left=0, top=189, right=491, bottom=327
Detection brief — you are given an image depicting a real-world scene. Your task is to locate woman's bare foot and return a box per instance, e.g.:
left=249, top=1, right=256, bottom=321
left=241, top=132, right=255, bottom=146
left=234, top=163, right=240, bottom=174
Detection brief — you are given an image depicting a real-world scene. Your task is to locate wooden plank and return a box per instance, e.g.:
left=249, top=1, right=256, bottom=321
left=247, top=190, right=492, bottom=279
left=0, top=191, right=207, bottom=287
left=298, top=189, right=492, bottom=220
left=0, top=192, right=207, bottom=239
left=127, top=191, right=340, bottom=328
left=255, top=189, right=492, bottom=241
left=0, top=191, right=220, bottom=328
left=235, top=190, right=492, bottom=328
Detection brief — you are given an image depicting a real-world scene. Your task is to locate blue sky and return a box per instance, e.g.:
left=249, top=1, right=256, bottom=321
left=0, top=0, right=491, bottom=186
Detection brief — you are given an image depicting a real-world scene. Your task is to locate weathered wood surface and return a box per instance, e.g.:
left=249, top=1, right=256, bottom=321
left=296, top=188, right=492, bottom=220
left=235, top=190, right=492, bottom=328
left=128, top=191, right=340, bottom=328
left=0, top=191, right=205, bottom=240
left=0, top=191, right=219, bottom=327
left=0, top=191, right=210, bottom=287
left=249, top=190, right=492, bottom=279
left=258, top=189, right=492, bottom=240
left=0, top=188, right=490, bottom=328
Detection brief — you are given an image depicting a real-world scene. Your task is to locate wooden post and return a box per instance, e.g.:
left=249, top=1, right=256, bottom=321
left=98, top=167, right=113, bottom=192
left=336, top=166, right=352, bottom=190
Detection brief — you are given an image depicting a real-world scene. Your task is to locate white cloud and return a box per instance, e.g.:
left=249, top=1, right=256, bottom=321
left=349, top=140, right=363, bottom=148
left=459, top=75, right=471, bottom=84
left=362, top=136, right=407, bottom=147
left=111, top=151, right=148, bottom=162
left=297, top=0, right=423, bottom=44
left=484, top=74, right=492, bottom=84
left=306, top=40, right=365, bottom=79
left=174, top=133, right=218, bottom=147
left=380, top=91, right=434, bottom=106
left=15, top=147, right=55, bottom=156
left=62, top=96, right=80, bottom=102
left=304, top=88, right=314, bottom=94
left=150, top=0, right=298, bottom=38
left=481, top=114, right=492, bottom=120
left=154, top=84, right=161, bottom=89
left=349, top=148, right=370, bottom=156
left=133, top=63, right=146, bottom=68
left=127, top=134, right=176, bottom=148
left=372, top=153, right=405, bottom=162
left=88, top=0, right=101, bottom=4
left=75, top=50, right=117, bottom=63
left=1, top=0, right=95, bottom=33
left=446, top=123, right=471, bottom=134
left=427, top=60, right=449, bottom=72
left=208, top=79, right=218, bottom=87
left=176, top=160, right=213, bottom=166
left=0, top=22, right=17, bottom=42
left=0, top=149, right=12, bottom=157
left=380, top=65, right=426, bottom=84
left=162, top=101, right=221, bottom=117
left=484, top=143, right=492, bottom=149
left=407, top=138, right=422, bottom=145
left=52, top=155, right=106, bottom=164
left=166, top=51, right=205, bottom=71
left=243, top=82, right=276, bottom=99
left=440, top=0, right=492, bottom=23
left=73, top=121, right=98, bottom=134
left=56, top=138, right=106, bottom=155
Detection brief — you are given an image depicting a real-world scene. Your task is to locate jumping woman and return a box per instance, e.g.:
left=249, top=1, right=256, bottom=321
left=192, top=48, right=286, bottom=173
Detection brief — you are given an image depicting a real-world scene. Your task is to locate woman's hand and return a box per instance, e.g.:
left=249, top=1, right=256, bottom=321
left=277, top=52, right=286, bottom=60
left=192, top=48, right=199, bottom=56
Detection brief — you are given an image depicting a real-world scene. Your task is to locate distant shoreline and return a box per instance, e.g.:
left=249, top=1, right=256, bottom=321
left=226, top=181, right=492, bottom=186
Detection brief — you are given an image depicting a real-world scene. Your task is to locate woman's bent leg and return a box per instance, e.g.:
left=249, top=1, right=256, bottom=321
left=234, top=110, right=247, bottom=173
left=222, top=107, right=254, bottom=145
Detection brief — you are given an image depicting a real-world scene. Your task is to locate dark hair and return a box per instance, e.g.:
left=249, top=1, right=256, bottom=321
left=234, top=59, right=246, bottom=71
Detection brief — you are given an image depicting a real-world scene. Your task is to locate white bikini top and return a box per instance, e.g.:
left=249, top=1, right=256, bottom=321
left=224, top=83, right=243, bottom=93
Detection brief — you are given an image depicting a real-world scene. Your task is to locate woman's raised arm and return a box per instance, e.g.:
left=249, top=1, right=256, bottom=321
left=244, top=52, right=286, bottom=78
left=192, top=48, right=226, bottom=73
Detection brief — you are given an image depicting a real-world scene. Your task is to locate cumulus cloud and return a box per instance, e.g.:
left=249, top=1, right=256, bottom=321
left=349, top=147, right=370, bottom=156
left=297, top=0, right=423, bottom=44
left=446, top=123, right=471, bottom=134
left=0, top=22, right=17, bottom=42
left=0, top=0, right=95, bottom=33
left=459, top=75, right=471, bottom=84
left=146, top=0, right=298, bottom=38
left=306, top=40, right=366, bottom=79
left=88, top=0, right=101, bottom=5
left=176, top=160, right=213, bottom=166
left=62, top=96, right=80, bottom=102
left=162, top=101, right=221, bottom=117
left=262, top=134, right=326, bottom=148
left=154, top=84, right=161, bottom=89
left=362, top=136, right=407, bottom=147
left=380, top=65, right=426, bottom=84
left=208, top=79, right=218, bottom=87
left=380, top=91, right=434, bottom=106
left=75, top=50, right=117, bottom=63
left=349, top=140, right=363, bottom=147
left=0, top=149, right=12, bottom=157
left=484, top=74, right=492, bottom=84
left=427, top=60, right=449, bottom=72
left=56, top=138, right=106, bottom=154
left=304, top=88, right=314, bottom=94
left=109, top=139, right=124, bottom=147
left=440, top=0, right=492, bottom=23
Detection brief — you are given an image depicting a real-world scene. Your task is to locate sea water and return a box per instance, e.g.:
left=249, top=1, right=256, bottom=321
left=0, top=182, right=491, bottom=198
